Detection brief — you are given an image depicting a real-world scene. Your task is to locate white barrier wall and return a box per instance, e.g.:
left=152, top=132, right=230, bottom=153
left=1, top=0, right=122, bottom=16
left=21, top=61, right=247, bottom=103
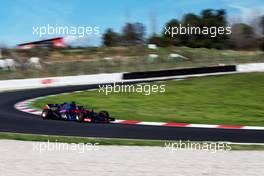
left=1, top=63, right=264, bottom=92
left=0, top=73, right=123, bottom=91
left=236, top=63, right=264, bottom=73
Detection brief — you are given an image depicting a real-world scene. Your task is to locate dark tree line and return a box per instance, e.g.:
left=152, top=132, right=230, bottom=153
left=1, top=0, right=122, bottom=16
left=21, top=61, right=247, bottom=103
left=103, top=9, right=264, bottom=51
left=260, top=16, right=264, bottom=50
left=103, top=23, right=145, bottom=46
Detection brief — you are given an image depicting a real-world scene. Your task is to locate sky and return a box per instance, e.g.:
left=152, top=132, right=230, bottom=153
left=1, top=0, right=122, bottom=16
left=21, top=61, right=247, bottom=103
left=0, top=0, right=263, bottom=47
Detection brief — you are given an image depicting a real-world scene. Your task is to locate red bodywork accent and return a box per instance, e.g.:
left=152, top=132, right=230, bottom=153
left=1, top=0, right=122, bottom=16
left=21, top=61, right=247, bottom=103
left=71, top=109, right=80, bottom=113
left=84, top=118, right=92, bottom=122
left=43, top=105, right=49, bottom=110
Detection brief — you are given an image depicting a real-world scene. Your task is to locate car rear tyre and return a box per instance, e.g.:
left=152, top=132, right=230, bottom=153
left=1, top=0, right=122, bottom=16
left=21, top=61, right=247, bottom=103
left=76, top=113, right=85, bottom=122
left=99, top=111, right=109, bottom=117
left=99, top=111, right=111, bottom=123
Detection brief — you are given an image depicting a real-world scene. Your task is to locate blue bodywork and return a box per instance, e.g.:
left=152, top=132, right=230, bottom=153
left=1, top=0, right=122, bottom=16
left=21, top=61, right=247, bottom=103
left=45, top=102, right=113, bottom=123
left=48, top=103, right=78, bottom=121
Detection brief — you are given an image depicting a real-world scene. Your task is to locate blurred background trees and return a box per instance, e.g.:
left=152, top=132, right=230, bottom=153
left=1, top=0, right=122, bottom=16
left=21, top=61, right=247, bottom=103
left=230, top=23, right=257, bottom=50
left=260, top=16, right=264, bottom=51
left=103, top=23, right=146, bottom=46
left=102, top=9, right=264, bottom=51
left=103, top=29, right=120, bottom=47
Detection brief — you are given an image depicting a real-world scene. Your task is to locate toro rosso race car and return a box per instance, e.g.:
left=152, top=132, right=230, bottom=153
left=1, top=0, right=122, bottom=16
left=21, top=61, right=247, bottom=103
left=41, top=102, right=115, bottom=123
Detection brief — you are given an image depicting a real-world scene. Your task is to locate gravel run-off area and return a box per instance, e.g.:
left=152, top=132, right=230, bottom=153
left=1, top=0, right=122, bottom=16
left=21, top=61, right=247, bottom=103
left=0, top=140, right=264, bottom=176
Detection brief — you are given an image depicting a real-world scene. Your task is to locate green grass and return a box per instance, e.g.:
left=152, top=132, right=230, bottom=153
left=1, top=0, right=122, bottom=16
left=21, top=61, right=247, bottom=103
left=1, top=132, right=264, bottom=150
left=33, top=73, right=264, bottom=126
left=0, top=132, right=164, bottom=146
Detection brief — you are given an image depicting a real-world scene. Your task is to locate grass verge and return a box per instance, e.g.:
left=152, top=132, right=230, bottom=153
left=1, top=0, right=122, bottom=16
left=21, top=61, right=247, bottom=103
left=33, top=73, right=264, bottom=126
left=0, top=132, right=263, bottom=150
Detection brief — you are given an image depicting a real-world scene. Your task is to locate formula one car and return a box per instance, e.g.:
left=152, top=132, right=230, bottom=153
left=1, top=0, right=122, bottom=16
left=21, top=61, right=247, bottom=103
left=41, top=102, right=115, bottom=123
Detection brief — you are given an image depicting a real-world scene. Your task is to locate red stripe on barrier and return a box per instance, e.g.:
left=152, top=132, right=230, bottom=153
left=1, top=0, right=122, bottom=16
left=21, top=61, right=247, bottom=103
left=163, top=122, right=189, bottom=127
left=119, top=120, right=140, bottom=124
left=217, top=125, right=243, bottom=129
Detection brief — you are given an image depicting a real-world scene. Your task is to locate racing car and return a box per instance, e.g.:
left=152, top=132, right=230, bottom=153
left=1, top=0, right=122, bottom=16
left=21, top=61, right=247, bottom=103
left=41, top=102, right=115, bottom=123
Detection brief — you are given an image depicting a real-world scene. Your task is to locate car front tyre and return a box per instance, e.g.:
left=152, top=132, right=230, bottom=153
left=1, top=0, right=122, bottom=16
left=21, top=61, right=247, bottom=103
left=41, top=109, right=52, bottom=119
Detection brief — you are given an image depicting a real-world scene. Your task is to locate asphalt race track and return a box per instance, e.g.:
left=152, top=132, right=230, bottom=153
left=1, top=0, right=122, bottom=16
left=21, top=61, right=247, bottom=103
left=0, top=84, right=263, bottom=143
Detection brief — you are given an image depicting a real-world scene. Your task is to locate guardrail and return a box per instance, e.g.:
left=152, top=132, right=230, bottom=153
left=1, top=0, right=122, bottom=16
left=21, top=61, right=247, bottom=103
left=0, top=63, right=263, bottom=91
